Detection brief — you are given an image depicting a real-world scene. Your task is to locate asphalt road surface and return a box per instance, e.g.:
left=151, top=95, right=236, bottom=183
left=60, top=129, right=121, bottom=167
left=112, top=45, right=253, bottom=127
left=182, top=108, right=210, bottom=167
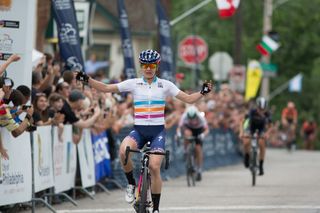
left=23, top=149, right=320, bottom=213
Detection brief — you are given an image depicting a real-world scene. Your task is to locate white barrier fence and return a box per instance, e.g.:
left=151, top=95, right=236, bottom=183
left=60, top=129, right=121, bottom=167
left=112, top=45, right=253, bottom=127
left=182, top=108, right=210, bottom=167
left=0, top=130, right=32, bottom=206
left=0, top=125, right=96, bottom=206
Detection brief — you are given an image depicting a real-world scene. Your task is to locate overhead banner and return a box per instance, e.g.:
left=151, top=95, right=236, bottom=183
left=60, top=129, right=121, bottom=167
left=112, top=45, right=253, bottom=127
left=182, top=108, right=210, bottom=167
left=245, top=60, right=263, bottom=101
left=0, top=0, right=35, bottom=89
left=0, top=130, right=31, bottom=206
left=33, top=126, right=54, bottom=193
left=117, top=0, right=136, bottom=79
left=53, top=125, right=77, bottom=193
left=156, top=0, right=175, bottom=82
left=52, top=0, right=84, bottom=71
left=91, top=131, right=111, bottom=182
left=77, top=129, right=95, bottom=188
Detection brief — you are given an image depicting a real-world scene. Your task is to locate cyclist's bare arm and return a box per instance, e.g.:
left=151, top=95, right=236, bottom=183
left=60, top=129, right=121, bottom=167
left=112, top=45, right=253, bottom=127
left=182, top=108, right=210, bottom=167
left=175, top=90, right=203, bottom=104
left=88, top=77, right=119, bottom=93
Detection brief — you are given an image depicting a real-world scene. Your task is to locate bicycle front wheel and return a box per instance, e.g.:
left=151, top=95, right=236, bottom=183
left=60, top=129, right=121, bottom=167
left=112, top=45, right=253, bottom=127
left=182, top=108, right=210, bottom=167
left=139, top=167, right=149, bottom=213
left=251, top=150, right=257, bottom=186
left=186, top=146, right=196, bottom=187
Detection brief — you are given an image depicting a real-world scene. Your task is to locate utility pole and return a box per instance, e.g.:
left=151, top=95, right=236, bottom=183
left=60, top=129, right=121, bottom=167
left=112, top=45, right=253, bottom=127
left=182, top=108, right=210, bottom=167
left=233, top=1, right=242, bottom=65
left=260, top=0, right=273, bottom=98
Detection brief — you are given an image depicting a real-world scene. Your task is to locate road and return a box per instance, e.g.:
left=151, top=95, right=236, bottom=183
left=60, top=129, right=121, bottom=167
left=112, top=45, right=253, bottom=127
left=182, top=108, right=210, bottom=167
left=26, top=149, right=320, bottom=213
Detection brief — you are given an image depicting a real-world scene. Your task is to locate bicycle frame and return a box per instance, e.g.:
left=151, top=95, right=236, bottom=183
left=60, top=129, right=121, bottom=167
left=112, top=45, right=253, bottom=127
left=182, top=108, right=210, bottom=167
left=124, top=143, right=169, bottom=213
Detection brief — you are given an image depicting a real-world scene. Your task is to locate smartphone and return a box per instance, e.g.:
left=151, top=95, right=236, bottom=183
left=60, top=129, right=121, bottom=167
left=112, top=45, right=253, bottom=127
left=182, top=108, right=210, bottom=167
left=4, top=78, right=12, bottom=87
left=22, top=105, right=32, bottom=110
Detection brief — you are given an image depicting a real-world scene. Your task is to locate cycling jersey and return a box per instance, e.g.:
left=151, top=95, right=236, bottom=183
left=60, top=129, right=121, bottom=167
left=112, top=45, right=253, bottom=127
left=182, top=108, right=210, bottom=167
left=248, top=108, right=272, bottom=135
left=117, top=77, right=180, bottom=126
left=282, top=107, right=297, bottom=123
left=178, top=111, right=208, bottom=130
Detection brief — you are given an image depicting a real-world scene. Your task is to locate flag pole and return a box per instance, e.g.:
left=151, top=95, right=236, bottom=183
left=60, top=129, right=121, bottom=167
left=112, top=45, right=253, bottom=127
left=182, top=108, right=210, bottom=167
left=267, top=73, right=301, bottom=101
left=170, top=0, right=212, bottom=26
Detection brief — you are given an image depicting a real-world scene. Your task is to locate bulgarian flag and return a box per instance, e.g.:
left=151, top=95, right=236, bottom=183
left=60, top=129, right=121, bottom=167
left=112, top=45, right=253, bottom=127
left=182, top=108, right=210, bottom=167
left=215, top=0, right=240, bottom=18
left=256, top=35, right=280, bottom=56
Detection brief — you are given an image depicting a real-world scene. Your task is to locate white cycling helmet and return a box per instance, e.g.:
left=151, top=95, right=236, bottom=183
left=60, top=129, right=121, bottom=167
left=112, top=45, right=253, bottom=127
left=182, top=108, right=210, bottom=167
left=186, top=106, right=198, bottom=119
left=256, top=97, right=267, bottom=110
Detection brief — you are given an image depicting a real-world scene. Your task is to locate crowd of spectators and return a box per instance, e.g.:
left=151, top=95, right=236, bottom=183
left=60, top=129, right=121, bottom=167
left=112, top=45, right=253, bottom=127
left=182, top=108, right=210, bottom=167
left=0, top=52, right=318, bottom=160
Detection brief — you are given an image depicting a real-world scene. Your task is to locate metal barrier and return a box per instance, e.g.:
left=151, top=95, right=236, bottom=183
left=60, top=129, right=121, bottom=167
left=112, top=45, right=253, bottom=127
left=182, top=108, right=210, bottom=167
left=112, top=126, right=241, bottom=187
left=0, top=125, right=241, bottom=211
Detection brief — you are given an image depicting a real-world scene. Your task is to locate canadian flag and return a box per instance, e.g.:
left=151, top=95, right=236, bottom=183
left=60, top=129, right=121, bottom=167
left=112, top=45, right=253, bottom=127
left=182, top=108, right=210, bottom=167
left=215, top=0, right=240, bottom=18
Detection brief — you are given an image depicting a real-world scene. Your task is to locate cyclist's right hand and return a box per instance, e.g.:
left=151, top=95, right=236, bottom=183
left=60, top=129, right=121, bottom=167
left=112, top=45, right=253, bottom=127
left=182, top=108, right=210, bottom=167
left=75, top=71, right=90, bottom=84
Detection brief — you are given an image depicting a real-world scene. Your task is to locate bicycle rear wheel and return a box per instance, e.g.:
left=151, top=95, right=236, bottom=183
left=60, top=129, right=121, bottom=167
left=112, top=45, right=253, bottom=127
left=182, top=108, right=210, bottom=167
left=138, top=167, right=149, bottom=213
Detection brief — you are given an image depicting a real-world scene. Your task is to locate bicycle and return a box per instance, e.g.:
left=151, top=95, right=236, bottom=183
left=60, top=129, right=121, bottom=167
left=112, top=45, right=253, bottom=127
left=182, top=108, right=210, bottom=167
left=183, top=135, right=199, bottom=187
left=244, top=131, right=264, bottom=186
left=124, top=142, right=170, bottom=213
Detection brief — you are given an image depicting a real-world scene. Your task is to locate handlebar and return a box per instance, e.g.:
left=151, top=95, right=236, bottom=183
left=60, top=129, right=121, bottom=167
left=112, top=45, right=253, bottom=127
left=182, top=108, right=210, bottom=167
left=124, top=146, right=170, bottom=170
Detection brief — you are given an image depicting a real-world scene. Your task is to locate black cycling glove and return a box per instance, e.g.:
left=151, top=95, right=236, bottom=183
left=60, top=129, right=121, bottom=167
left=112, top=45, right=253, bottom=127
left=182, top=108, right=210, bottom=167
left=200, top=82, right=211, bottom=95
left=76, top=71, right=89, bottom=84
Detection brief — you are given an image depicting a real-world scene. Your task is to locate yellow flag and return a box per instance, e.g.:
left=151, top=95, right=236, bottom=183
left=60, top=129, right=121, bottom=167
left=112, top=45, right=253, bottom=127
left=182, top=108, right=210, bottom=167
left=245, top=60, right=263, bottom=101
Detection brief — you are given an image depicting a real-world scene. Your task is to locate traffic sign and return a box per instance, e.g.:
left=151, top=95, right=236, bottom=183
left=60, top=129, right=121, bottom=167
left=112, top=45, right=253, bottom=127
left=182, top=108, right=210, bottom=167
left=208, top=52, right=233, bottom=81
left=178, top=35, right=208, bottom=65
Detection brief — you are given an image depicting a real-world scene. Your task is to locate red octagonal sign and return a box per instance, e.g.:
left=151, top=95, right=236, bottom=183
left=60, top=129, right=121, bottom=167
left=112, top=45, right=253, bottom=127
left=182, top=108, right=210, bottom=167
left=179, top=35, right=208, bottom=65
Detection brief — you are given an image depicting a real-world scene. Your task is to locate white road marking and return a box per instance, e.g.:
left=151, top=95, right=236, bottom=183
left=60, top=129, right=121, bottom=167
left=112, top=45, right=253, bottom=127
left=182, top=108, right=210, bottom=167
left=57, top=205, right=320, bottom=212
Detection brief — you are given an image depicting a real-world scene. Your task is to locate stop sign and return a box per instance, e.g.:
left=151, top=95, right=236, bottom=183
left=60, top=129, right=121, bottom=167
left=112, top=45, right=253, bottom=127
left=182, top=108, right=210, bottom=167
left=179, top=35, right=208, bottom=65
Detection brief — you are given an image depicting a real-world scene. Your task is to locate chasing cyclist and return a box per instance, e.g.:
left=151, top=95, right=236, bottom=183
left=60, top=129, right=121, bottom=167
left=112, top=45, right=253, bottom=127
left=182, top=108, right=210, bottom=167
left=176, top=105, right=209, bottom=181
left=281, top=101, right=298, bottom=150
left=240, top=97, right=272, bottom=176
left=76, top=49, right=212, bottom=213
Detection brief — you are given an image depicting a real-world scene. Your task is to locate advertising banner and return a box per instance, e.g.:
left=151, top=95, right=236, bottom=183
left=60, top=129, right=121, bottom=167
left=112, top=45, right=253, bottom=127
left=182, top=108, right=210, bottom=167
left=53, top=125, right=77, bottom=193
left=52, top=0, right=84, bottom=71
left=117, top=0, right=136, bottom=79
left=33, top=126, right=54, bottom=193
left=91, top=131, right=111, bottom=182
left=77, top=129, right=95, bottom=188
left=0, top=0, right=36, bottom=89
left=245, top=60, right=263, bottom=101
left=156, top=0, right=175, bottom=82
left=0, top=130, right=31, bottom=205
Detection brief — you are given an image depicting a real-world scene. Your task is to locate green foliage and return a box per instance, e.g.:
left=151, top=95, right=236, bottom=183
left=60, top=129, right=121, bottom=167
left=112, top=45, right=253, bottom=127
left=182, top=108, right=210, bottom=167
left=171, top=0, right=320, bottom=128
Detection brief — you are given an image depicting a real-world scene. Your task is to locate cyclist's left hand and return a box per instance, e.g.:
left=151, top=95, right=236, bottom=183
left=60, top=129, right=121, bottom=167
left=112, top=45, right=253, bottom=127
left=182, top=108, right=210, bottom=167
left=200, top=80, right=213, bottom=95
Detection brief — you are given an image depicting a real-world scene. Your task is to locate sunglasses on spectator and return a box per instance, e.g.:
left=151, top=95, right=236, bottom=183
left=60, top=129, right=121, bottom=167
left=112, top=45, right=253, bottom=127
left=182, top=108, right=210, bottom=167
left=140, top=63, right=157, bottom=69
left=36, top=92, right=46, bottom=97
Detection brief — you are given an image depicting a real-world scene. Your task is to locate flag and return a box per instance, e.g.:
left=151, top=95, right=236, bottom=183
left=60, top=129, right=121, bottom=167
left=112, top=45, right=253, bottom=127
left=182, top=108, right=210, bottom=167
left=117, top=0, right=136, bottom=79
left=256, top=35, right=280, bottom=56
left=156, top=0, right=175, bottom=82
left=215, top=0, right=240, bottom=18
left=289, top=73, right=303, bottom=92
left=52, top=0, right=84, bottom=71
left=245, top=60, right=263, bottom=101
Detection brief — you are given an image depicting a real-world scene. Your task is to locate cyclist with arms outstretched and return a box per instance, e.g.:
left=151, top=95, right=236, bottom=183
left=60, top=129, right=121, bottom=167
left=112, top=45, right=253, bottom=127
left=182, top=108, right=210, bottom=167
left=240, top=97, right=272, bottom=176
left=176, top=105, right=209, bottom=181
left=76, top=49, right=212, bottom=213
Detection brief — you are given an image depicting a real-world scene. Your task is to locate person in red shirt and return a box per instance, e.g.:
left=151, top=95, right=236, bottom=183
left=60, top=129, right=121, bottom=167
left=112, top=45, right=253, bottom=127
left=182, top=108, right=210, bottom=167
left=281, top=101, right=298, bottom=150
left=301, top=119, right=317, bottom=150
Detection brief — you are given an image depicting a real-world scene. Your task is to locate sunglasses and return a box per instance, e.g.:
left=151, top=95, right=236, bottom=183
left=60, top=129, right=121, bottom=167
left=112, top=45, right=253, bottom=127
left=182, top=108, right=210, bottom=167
left=140, top=63, right=157, bottom=69
left=35, top=92, right=46, bottom=97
